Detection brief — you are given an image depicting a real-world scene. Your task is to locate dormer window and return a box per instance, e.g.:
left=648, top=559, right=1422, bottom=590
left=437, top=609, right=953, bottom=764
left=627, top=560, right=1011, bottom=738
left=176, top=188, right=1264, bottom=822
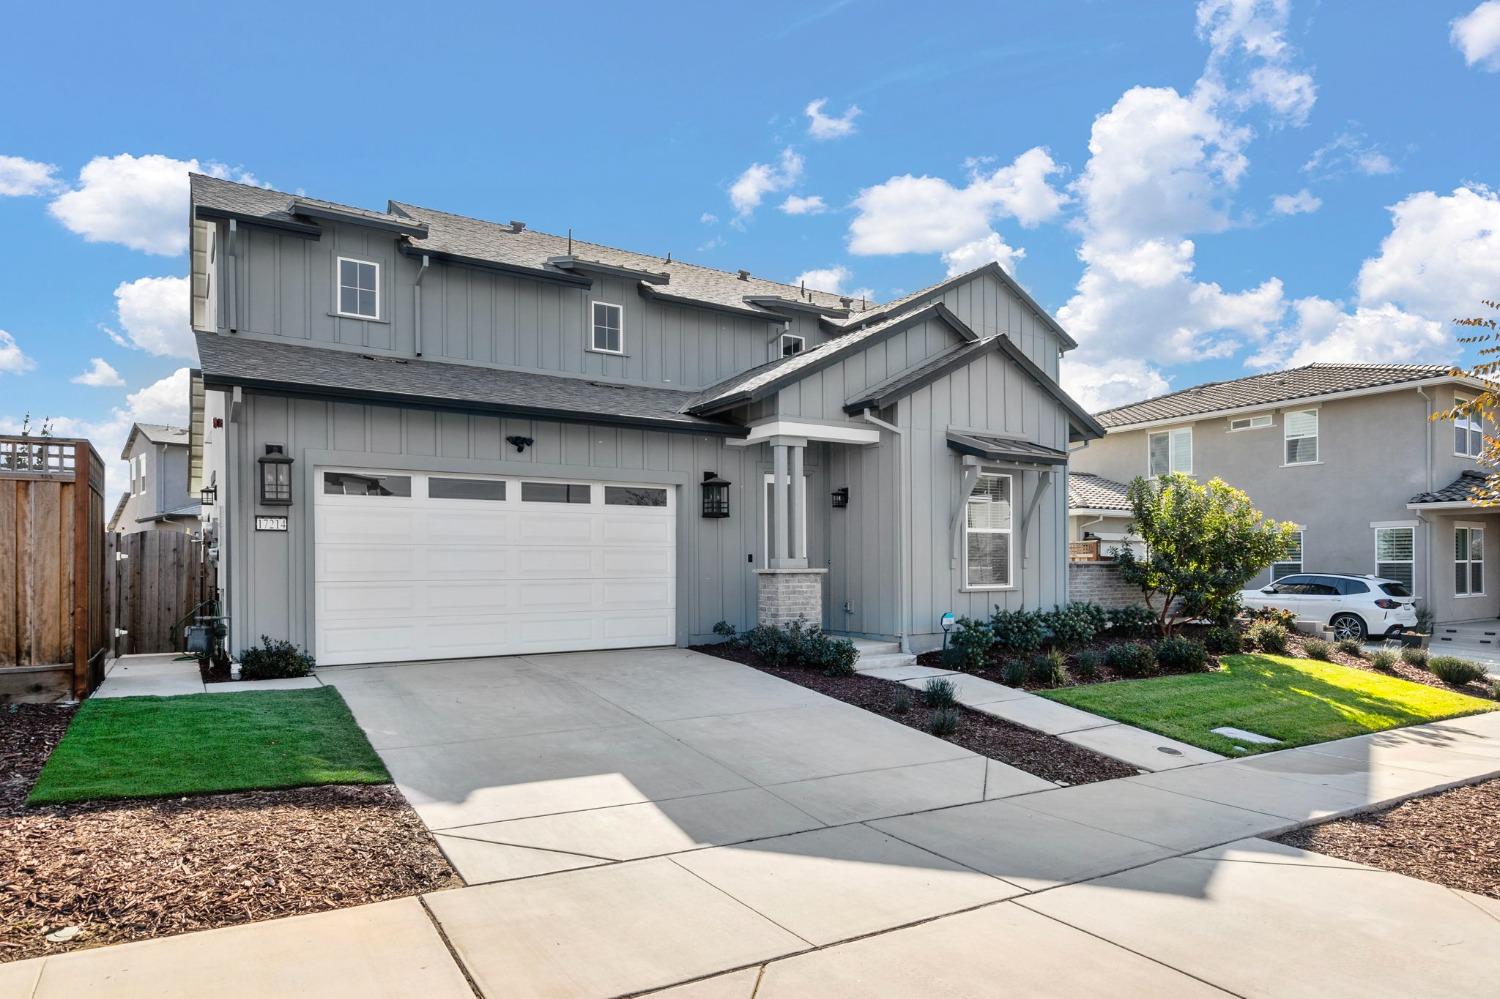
left=591, top=302, right=624, bottom=354
left=780, top=333, right=806, bottom=357
left=337, top=258, right=380, bottom=319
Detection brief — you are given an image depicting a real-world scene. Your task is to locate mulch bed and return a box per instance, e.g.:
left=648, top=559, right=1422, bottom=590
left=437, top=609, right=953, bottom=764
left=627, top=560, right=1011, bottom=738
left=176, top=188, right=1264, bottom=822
left=1, top=703, right=459, bottom=964
left=692, top=645, right=1137, bottom=785
left=1276, top=777, right=1500, bottom=899
left=1282, top=632, right=1496, bottom=699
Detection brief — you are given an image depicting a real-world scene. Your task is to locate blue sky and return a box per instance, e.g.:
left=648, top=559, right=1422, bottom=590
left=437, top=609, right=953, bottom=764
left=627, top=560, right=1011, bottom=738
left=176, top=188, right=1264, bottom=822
left=3, top=0, right=1499, bottom=497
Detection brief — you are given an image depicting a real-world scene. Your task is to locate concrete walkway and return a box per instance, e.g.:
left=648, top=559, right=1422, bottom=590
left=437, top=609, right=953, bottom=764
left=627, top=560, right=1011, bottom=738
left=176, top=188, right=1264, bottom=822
left=1430, top=619, right=1500, bottom=677
left=92, top=653, right=324, bottom=698
left=12, top=654, right=1500, bottom=997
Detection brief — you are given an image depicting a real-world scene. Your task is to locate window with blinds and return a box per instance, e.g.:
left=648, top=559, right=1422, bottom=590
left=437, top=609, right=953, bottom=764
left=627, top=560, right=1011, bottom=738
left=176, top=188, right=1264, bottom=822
left=1456, top=525, right=1484, bottom=596
left=965, top=473, right=1013, bottom=588
left=1375, top=526, right=1414, bottom=590
left=1284, top=410, right=1318, bottom=465
left=1148, top=427, right=1192, bottom=477
left=1272, top=530, right=1304, bottom=580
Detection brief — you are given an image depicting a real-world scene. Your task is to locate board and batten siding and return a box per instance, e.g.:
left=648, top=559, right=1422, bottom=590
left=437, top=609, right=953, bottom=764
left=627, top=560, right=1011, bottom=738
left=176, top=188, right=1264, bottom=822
left=775, top=317, right=959, bottom=423
left=915, top=269, right=1064, bottom=381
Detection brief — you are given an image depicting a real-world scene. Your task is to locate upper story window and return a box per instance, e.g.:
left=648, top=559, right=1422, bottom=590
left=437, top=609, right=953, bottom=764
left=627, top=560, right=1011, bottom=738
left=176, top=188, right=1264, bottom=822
left=780, top=333, right=805, bottom=357
left=1148, top=427, right=1192, bottom=477
left=1284, top=409, right=1318, bottom=465
left=1228, top=414, right=1272, bottom=432
left=337, top=258, right=380, bottom=319
left=1454, top=395, right=1484, bottom=458
left=591, top=302, right=624, bottom=354
left=964, top=472, right=1013, bottom=589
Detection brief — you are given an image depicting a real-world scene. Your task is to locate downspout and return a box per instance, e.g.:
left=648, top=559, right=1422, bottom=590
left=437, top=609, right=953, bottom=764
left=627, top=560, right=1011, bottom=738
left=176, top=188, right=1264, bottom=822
left=413, top=254, right=430, bottom=358
left=1417, top=387, right=1433, bottom=610
left=226, top=219, right=239, bottom=333
left=860, top=407, right=908, bottom=651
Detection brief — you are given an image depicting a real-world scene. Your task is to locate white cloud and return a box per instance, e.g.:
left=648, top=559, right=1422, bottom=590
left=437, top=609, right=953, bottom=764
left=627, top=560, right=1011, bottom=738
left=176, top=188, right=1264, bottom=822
left=1453, top=1, right=1500, bottom=70
left=111, top=275, right=194, bottom=357
left=941, top=232, right=1024, bottom=276
left=1196, top=0, right=1317, bottom=126
left=0, top=155, right=61, bottom=196
left=729, top=148, right=804, bottom=222
left=1302, top=131, right=1397, bottom=178
left=699, top=212, right=719, bottom=224
left=0, top=330, right=35, bottom=374
left=793, top=266, right=852, bottom=294
left=49, top=154, right=260, bottom=255
left=847, top=146, right=1066, bottom=257
left=1271, top=188, right=1321, bottom=215
left=780, top=194, right=828, bottom=216
left=71, top=357, right=126, bottom=387
left=1355, top=185, right=1500, bottom=321
left=804, top=99, right=861, bottom=140
left=1250, top=299, right=1450, bottom=368
left=1061, top=358, right=1172, bottom=413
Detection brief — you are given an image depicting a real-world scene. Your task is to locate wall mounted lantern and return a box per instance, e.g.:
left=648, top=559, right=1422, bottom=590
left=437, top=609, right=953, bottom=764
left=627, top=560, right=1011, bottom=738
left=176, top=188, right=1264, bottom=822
left=831, top=487, right=849, bottom=509
left=701, top=471, right=731, bottom=518
left=258, top=444, right=293, bottom=506
left=200, top=483, right=217, bottom=507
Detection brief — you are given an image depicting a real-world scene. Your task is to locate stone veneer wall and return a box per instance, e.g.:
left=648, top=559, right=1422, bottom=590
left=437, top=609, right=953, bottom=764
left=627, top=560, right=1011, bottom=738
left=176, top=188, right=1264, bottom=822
left=756, top=568, right=828, bottom=628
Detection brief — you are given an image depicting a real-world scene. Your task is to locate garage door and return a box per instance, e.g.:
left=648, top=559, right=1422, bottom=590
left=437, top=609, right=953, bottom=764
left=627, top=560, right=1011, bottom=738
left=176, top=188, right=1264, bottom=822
left=313, top=469, right=676, bottom=665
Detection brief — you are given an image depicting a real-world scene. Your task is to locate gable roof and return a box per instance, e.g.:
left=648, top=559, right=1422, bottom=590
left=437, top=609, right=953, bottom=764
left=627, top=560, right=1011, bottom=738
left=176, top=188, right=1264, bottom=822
left=1095, top=362, right=1460, bottom=430
left=121, top=423, right=189, bottom=459
left=106, top=492, right=128, bottom=533
left=196, top=334, right=743, bottom=436
left=1068, top=472, right=1132, bottom=512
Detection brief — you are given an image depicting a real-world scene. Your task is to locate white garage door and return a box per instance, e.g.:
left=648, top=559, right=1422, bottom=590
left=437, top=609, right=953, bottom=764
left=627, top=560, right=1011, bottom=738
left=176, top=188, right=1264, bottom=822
left=314, top=469, right=676, bottom=666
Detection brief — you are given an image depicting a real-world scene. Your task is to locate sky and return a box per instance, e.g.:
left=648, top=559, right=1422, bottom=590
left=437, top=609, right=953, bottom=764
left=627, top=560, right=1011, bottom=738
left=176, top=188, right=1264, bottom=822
left=3, top=0, right=1499, bottom=503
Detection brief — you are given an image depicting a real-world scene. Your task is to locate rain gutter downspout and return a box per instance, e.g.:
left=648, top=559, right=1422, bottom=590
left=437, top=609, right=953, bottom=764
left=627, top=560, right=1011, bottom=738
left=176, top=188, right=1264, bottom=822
left=860, top=407, right=908, bottom=651
left=413, top=254, right=430, bottom=358
left=1417, top=386, right=1433, bottom=608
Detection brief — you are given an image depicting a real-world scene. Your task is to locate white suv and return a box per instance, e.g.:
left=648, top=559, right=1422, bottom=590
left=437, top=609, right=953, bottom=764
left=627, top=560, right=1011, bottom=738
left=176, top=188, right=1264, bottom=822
left=1239, top=573, right=1419, bottom=642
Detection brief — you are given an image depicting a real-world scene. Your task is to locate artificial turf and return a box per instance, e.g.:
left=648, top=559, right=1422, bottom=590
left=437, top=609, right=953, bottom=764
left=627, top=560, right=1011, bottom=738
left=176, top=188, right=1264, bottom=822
left=27, top=686, right=389, bottom=805
left=1039, top=653, right=1497, bottom=755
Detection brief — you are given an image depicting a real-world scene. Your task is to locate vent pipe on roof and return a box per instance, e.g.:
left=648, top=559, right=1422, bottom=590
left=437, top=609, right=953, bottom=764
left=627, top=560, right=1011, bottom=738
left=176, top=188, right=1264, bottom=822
left=567, top=227, right=572, bottom=255
left=509, top=220, right=526, bottom=233
left=737, top=269, right=750, bottom=281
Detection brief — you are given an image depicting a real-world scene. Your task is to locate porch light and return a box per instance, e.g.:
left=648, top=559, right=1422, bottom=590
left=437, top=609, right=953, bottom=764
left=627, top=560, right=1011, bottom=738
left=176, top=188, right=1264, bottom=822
left=258, top=444, right=293, bottom=506
left=199, top=483, right=217, bottom=507
left=701, top=472, right=731, bottom=518
left=831, top=487, right=849, bottom=509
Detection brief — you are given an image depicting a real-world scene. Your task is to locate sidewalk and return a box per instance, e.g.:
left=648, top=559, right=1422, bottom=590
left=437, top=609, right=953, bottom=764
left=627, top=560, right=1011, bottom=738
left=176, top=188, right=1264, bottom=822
left=7, top=711, right=1498, bottom=998
left=92, top=654, right=323, bottom=698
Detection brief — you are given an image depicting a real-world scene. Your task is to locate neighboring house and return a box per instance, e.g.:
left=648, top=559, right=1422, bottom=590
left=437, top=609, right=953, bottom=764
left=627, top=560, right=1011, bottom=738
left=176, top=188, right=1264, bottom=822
left=1069, top=362, right=1498, bottom=628
left=1066, top=472, right=1143, bottom=560
left=111, top=423, right=200, bottom=535
left=188, top=174, right=1102, bottom=664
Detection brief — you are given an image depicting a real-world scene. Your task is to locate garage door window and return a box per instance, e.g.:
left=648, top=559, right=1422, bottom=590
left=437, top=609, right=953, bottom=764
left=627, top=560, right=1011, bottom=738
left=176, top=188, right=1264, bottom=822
left=324, top=472, right=411, bottom=497
left=429, top=477, right=505, bottom=501
left=522, top=481, right=591, bottom=504
left=605, top=486, right=667, bottom=507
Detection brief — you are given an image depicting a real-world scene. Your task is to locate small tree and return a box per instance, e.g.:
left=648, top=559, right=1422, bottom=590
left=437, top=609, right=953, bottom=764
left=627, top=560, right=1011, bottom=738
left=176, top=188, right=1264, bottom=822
left=1116, top=473, right=1296, bottom=636
left=1435, top=299, right=1500, bottom=504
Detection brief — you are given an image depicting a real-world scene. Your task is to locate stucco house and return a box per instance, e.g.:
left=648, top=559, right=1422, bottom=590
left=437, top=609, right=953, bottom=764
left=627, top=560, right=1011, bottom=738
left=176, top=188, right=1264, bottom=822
left=1068, top=362, right=1498, bottom=628
left=108, top=423, right=200, bottom=535
left=187, top=174, right=1102, bottom=665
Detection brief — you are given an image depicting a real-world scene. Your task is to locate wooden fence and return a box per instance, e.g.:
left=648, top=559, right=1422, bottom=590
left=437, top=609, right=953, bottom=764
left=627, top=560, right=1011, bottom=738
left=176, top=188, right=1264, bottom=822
left=110, top=530, right=216, bottom=656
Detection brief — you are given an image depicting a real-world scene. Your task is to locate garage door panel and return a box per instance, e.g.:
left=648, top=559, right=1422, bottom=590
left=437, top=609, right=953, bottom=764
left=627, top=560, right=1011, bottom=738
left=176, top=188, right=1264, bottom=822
left=317, top=508, right=419, bottom=542
left=426, top=580, right=521, bottom=612
left=318, top=545, right=420, bottom=580
left=425, top=510, right=515, bottom=543
left=426, top=546, right=512, bottom=577
left=516, top=548, right=596, bottom=576
left=602, top=517, right=674, bottom=545
left=601, top=612, right=677, bottom=642
left=516, top=515, right=597, bottom=545
left=602, top=548, right=675, bottom=576
left=321, top=623, right=419, bottom=657
left=599, top=579, right=674, bottom=610
left=320, top=582, right=416, bottom=616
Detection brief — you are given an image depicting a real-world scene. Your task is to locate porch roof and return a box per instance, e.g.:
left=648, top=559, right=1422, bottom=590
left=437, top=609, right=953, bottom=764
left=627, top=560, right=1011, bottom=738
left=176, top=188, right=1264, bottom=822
left=1407, top=469, right=1494, bottom=510
left=945, top=431, right=1068, bottom=466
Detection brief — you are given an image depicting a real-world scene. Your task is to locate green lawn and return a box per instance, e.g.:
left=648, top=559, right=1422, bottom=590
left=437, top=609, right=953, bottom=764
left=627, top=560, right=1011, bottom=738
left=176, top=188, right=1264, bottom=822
left=28, top=687, right=389, bottom=805
left=1040, top=653, right=1497, bottom=756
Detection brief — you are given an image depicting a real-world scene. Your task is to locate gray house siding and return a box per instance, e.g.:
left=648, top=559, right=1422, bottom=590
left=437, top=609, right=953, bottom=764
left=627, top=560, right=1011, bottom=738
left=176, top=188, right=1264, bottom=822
left=773, top=317, right=963, bottom=422
left=907, top=270, right=1063, bottom=381
left=116, top=436, right=195, bottom=534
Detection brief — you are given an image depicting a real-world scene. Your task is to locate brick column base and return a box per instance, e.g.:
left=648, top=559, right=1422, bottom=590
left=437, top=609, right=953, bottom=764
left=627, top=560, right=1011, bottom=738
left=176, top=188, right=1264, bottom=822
left=756, top=568, right=829, bottom=628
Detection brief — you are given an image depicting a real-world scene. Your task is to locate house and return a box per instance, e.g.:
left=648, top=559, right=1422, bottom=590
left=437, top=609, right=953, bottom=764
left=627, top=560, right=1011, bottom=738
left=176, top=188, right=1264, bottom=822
left=109, top=423, right=200, bottom=535
left=187, top=174, right=1102, bottom=665
left=1068, top=362, right=1497, bottom=629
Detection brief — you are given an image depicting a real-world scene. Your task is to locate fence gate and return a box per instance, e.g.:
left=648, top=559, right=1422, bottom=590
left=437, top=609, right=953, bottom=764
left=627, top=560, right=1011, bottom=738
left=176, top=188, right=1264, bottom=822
left=109, top=531, right=216, bottom=656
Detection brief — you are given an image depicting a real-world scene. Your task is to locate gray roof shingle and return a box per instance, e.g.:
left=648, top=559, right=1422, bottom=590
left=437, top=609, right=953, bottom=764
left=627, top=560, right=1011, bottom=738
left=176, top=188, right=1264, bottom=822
left=195, top=334, right=743, bottom=436
left=1409, top=469, right=1491, bottom=505
left=1068, top=472, right=1132, bottom=512
left=1095, top=363, right=1455, bottom=429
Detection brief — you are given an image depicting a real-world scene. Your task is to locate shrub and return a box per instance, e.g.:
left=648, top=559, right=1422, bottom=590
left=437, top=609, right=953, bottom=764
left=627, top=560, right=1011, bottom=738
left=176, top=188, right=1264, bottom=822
left=1303, top=638, right=1332, bottom=661
left=1155, top=635, right=1209, bottom=673
left=989, top=608, right=1045, bottom=655
left=811, top=636, right=858, bottom=677
left=1400, top=646, right=1429, bottom=670
left=1029, top=650, right=1069, bottom=687
left=923, top=676, right=958, bottom=708
left=711, top=620, right=737, bottom=639
left=1335, top=637, right=1364, bottom=658
left=1104, top=642, right=1155, bottom=678
left=891, top=690, right=913, bottom=715
left=1075, top=649, right=1104, bottom=681
left=1043, top=602, right=1108, bottom=649
left=1369, top=648, right=1399, bottom=671
left=1204, top=626, right=1241, bottom=654
left=1106, top=605, right=1157, bottom=639
left=1246, top=605, right=1298, bottom=630
left=1245, top=620, right=1289, bottom=654
left=1414, top=604, right=1436, bottom=637
left=1003, top=659, right=1028, bottom=688
left=928, top=707, right=960, bottom=736
left=947, top=617, right=993, bottom=672
left=238, top=636, right=315, bottom=680
left=739, top=620, right=855, bottom=675
left=1429, top=656, right=1487, bottom=687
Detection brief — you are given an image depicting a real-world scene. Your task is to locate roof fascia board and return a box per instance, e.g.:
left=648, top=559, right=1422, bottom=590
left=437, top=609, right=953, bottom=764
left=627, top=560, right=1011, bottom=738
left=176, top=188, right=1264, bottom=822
left=548, top=256, right=671, bottom=285
left=290, top=201, right=428, bottom=237
left=1405, top=500, right=1483, bottom=511
left=1069, top=506, right=1132, bottom=515
left=742, top=296, right=850, bottom=318
left=1102, top=375, right=1483, bottom=434
left=194, top=205, right=322, bottom=239
left=396, top=243, right=593, bottom=288
left=987, top=334, right=1105, bottom=440
left=638, top=283, right=786, bottom=321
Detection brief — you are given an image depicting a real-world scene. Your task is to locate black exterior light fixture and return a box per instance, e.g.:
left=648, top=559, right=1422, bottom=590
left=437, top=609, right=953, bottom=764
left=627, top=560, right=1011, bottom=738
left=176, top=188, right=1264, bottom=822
left=506, top=435, right=534, bottom=453
left=258, top=444, right=293, bottom=505
left=831, top=487, right=849, bottom=509
left=701, top=471, right=731, bottom=518
left=199, top=483, right=218, bottom=507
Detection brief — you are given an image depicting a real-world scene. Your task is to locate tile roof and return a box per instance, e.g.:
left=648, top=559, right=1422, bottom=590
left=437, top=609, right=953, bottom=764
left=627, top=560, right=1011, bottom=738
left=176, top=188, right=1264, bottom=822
left=1068, top=472, right=1132, bottom=512
left=1409, top=469, right=1491, bottom=505
left=1094, top=363, right=1455, bottom=429
left=195, top=334, right=742, bottom=436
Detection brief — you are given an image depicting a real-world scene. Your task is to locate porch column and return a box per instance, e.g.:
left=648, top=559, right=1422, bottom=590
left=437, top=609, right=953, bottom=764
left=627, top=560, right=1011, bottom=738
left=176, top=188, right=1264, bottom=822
left=772, top=442, right=790, bottom=566
left=790, top=444, right=807, bottom=562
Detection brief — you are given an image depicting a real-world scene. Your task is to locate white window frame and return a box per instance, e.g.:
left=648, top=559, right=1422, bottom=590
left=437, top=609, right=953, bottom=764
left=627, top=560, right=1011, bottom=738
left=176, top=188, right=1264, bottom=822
left=1455, top=522, right=1485, bottom=597
left=1283, top=408, right=1319, bottom=466
left=779, top=333, right=806, bottom=357
left=1147, top=426, right=1192, bottom=477
left=1228, top=414, right=1273, bottom=432
left=590, top=301, right=625, bottom=355
left=335, top=257, right=381, bottom=320
left=1374, top=525, right=1415, bottom=592
left=963, top=471, right=1015, bottom=590
left=1454, top=394, right=1484, bottom=459
left=1272, top=528, right=1304, bottom=581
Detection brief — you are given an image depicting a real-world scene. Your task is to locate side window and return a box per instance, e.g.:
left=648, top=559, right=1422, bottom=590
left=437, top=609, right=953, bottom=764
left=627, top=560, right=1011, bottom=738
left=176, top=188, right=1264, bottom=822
left=591, top=302, right=624, bottom=353
left=963, top=472, right=1013, bottom=588
left=779, top=333, right=805, bottom=357
left=336, top=258, right=380, bottom=319
left=1454, top=395, right=1483, bottom=458
left=1284, top=409, right=1318, bottom=465
left=1148, top=427, right=1191, bottom=476
left=1375, top=526, right=1415, bottom=590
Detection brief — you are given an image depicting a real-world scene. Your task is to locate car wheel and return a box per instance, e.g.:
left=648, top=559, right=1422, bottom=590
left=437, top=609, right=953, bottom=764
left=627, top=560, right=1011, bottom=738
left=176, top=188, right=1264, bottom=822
left=1330, top=613, right=1367, bottom=642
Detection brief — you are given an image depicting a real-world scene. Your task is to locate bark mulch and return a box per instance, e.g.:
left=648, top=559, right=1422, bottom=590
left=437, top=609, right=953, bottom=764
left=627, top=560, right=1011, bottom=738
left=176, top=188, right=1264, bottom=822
left=1276, top=777, right=1500, bottom=900
left=1, top=703, right=460, bottom=964
left=692, top=645, right=1137, bottom=785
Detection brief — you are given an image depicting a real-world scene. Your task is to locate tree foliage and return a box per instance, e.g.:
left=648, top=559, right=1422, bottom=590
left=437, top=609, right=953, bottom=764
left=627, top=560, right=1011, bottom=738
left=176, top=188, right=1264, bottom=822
left=1116, top=473, right=1296, bottom=636
left=1434, top=299, right=1500, bottom=504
